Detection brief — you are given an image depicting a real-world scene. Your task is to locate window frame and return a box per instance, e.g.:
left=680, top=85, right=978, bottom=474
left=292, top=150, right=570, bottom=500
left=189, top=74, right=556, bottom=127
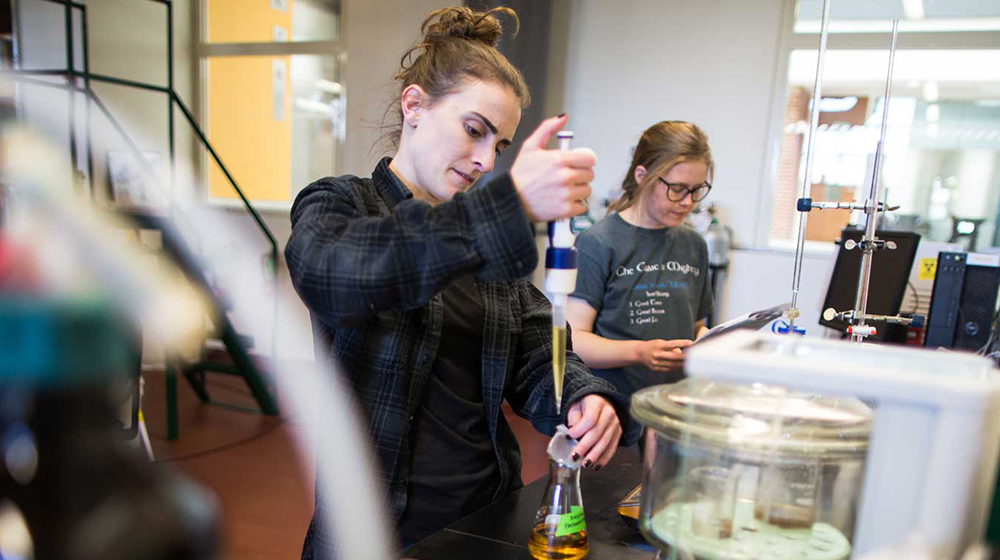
left=194, top=0, right=347, bottom=212
left=760, top=2, right=1000, bottom=250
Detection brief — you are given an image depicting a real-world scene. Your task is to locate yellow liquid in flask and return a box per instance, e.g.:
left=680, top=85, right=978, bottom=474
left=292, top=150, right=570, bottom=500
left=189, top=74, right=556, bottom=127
left=552, top=325, right=566, bottom=413
left=528, top=522, right=588, bottom=560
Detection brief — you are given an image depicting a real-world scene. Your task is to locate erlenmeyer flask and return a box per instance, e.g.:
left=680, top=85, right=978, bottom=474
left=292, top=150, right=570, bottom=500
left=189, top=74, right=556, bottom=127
left=528, top=425, right=588, bottom=560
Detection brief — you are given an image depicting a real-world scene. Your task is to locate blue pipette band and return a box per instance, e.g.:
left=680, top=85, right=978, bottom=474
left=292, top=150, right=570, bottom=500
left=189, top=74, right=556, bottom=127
left=546, top=247, right=577, bottom=269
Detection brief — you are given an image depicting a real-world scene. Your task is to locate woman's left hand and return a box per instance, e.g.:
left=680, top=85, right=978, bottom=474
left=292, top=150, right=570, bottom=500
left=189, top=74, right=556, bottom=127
left=565, top=395, right=623, bottom=470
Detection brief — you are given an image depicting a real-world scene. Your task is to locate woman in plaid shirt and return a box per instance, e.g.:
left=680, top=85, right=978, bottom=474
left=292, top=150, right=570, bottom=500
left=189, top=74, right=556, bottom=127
left=286, top=6, right=638, bottom=555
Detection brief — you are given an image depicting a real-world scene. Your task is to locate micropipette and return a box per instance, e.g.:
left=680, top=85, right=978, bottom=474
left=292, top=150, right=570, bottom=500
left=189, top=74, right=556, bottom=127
left=545, top=130, right=578, bottom=415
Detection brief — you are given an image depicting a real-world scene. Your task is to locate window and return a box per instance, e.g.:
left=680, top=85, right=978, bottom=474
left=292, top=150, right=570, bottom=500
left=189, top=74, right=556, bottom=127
left=206, top=0, right=340, bottom=43
left=199, top=0, right=344, bottom=209
left=770, top=1, right=1000, bottom=252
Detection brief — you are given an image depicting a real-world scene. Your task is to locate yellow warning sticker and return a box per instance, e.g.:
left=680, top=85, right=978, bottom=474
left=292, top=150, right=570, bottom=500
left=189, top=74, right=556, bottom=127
left=918, top=258, right=937, bottom=281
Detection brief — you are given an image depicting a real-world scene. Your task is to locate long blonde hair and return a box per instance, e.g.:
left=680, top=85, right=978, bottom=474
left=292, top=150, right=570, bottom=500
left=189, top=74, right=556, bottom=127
left=607, top=121, right=714, bottom=214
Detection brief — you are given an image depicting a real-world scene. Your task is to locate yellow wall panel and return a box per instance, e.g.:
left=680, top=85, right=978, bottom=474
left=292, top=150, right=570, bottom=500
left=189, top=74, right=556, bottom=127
left=207, top=56, right=291, bottom=202
left=207, top=0, right=292, bottom=43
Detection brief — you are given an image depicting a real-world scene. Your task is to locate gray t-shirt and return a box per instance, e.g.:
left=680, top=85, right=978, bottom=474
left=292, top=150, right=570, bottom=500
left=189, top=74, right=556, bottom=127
left=571, top=213, right=714, bottom=398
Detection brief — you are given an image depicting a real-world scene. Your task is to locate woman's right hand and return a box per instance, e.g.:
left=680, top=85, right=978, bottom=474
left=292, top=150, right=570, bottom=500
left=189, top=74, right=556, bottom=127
left=635, top=339, right=693, bottom=372
left=509, top=114, right=595, bottom=222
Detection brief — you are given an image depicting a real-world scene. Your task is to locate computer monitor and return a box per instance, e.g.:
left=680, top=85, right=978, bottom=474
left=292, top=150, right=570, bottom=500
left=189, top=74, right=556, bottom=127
left=819, top=228, right=921, bottom=341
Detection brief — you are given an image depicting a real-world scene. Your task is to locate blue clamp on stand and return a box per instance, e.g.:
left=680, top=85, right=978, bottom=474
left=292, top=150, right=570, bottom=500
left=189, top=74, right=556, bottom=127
left=772, top=319, right=806, bottom=336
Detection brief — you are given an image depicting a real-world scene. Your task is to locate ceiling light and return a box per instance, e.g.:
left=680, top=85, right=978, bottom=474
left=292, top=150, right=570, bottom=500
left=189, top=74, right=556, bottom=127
left=922, top=81, right=939, bottom=102
left=957, top=221, right=976, bottom=235
left=926, top=104, right=940, bottom=122
left=902, top=0, right=925, bottom=20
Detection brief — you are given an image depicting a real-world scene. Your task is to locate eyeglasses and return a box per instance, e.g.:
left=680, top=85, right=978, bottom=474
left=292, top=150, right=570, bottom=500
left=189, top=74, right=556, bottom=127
left=658, top=178, right=712, bottom=202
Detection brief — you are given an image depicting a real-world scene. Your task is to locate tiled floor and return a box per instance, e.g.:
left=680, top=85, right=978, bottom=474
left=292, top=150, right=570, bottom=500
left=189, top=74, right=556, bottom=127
left=141, top=369, right=550, bottom=559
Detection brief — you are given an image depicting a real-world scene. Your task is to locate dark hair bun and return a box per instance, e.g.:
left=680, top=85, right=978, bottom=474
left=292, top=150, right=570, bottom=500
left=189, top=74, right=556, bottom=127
left=421, top=6, right=518, bottom=48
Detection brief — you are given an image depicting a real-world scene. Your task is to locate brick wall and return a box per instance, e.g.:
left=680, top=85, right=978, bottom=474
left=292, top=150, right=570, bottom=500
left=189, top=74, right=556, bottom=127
left=770, top=86, right=810, bottom=241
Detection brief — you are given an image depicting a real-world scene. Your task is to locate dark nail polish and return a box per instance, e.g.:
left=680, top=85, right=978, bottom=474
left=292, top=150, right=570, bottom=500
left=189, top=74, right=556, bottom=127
left=594, top=465, right=602, bottom=472
left=557, top=112, right=567, bottom=118
left=571, top=452, right=580, bottom=461
left=583, top=459, right=593, bottom=468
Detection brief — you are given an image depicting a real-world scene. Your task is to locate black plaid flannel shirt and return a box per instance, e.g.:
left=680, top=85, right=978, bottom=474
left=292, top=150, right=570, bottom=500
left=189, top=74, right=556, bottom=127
left=285, top=158, right=638, bottom=527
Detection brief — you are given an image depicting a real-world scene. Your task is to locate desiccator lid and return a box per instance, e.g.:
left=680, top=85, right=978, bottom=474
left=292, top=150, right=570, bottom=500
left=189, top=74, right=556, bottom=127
left=631, top=378, right=873, bottom=459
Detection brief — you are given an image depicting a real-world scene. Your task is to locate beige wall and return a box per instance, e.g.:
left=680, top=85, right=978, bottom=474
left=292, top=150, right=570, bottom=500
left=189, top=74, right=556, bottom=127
left=552, top=0, right=795, bottom=248
left=87, top=0, right=196, bottom=204
left=339, top=0, right=452, bottom=175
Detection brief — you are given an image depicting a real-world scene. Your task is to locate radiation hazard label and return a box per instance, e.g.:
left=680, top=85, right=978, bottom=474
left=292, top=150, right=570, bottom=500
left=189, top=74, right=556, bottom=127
left=918, top=258, right=937, bottom=281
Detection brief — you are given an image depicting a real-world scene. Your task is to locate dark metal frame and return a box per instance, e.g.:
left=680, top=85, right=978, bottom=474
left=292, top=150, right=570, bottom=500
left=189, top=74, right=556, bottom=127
left=3, top=0, right=281, bottom=437
left=6, top=1, right=277, bottom=264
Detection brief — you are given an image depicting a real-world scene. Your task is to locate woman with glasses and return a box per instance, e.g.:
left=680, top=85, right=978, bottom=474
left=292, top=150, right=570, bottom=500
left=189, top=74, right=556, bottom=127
left=566, top=121, right=715, bottom=398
